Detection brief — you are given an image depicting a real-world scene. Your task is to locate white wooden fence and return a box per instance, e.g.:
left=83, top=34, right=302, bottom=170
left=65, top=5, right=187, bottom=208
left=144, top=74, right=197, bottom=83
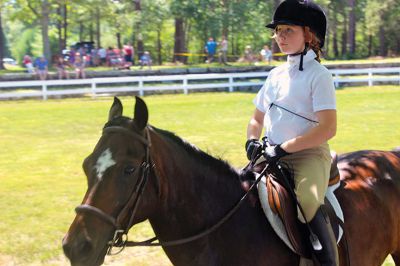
left=0, top=67, right=399, bottom=100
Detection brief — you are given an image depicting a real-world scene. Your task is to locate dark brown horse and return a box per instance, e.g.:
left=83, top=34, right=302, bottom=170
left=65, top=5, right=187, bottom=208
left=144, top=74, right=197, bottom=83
left=63, top=97, right=400, bottom=266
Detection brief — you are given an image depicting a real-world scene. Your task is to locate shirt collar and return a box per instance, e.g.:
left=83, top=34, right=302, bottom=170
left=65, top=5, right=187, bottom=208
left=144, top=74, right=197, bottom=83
left=287, top=49, right=316, bottom=66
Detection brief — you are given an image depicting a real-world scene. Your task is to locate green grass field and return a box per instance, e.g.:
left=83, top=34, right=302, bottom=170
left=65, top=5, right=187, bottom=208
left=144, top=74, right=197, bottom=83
left=0, top=85, right=399, bottom=265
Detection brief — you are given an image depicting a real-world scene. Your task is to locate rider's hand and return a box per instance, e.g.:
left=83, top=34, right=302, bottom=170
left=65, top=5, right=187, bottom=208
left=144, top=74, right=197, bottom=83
left=263, top=144, right=290, bottom=163
left=245, top=139, right=263, bottom=161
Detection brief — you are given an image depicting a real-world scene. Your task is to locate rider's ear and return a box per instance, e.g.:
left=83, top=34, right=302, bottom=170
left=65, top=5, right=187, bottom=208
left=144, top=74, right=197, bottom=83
left=134, top=96, right=148, bottom=130
left=108, top=97, right=123, bottom=121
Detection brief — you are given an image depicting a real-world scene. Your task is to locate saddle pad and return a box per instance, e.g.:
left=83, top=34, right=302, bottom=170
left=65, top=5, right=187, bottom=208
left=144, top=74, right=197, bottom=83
left=257, top=174, right=344, bottom=254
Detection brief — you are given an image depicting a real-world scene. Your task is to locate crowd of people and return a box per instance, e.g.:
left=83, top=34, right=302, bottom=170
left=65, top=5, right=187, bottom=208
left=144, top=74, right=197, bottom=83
left=22, top=43, right=153, bottom=80
left=21, top=39, right=274, bottom=80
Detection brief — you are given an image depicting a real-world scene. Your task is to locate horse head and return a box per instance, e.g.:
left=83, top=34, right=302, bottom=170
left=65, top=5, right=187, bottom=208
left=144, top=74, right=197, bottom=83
left=62, top=97, right=160, bottom=266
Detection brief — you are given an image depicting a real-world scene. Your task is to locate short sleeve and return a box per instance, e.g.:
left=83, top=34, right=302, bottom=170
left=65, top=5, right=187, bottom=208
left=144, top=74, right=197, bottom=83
left=253, top=81, right=267, bottom=113
left=311, top=70, right=336, bottom=112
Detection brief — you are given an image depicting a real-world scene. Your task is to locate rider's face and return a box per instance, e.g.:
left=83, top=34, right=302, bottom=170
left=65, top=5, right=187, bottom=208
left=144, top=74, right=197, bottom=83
left=274, top=25, right=305, bottom=54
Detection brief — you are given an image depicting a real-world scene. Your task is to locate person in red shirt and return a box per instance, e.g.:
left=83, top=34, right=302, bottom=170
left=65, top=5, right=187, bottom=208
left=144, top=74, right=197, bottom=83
left=123, top=43, right=134, bottom=64
left=23, top=55, right=34, bottom=73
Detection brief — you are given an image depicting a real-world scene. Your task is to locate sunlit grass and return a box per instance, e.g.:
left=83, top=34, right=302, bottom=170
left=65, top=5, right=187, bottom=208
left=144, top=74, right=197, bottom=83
left=0, top=86, right=399, bottom=265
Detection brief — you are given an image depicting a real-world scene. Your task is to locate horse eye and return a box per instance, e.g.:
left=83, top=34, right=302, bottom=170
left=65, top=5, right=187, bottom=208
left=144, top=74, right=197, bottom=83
left=124, top=166, right=136, bottom=175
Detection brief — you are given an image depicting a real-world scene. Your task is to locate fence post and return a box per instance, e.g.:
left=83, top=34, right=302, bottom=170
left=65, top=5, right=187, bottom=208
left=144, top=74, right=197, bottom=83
left=368, top=69, right=373, bottom=86
left=91, top=81, right=97, bottom=98
left=229, top=77, right=234, bottom=92
left=139, top=79, right=144, bottom=96
left=183, top=78, right=188, bottom=94
left=42, top=83, right=47, bottom=100
left=334, top=73, right=339, bottom=88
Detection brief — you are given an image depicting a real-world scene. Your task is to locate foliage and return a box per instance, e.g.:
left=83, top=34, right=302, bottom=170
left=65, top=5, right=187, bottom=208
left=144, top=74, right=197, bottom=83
left=1, top=0, right=400, bottom=65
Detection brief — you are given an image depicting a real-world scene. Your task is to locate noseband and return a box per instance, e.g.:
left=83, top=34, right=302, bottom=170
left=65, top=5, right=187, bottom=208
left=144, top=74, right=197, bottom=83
left=75, top=125, right=152, bottom=255
left=75, top=125, right=269, bottom=255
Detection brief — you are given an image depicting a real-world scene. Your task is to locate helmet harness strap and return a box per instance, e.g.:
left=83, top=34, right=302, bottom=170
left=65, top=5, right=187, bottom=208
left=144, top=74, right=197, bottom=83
left=289, top=26, right=312, bottom=71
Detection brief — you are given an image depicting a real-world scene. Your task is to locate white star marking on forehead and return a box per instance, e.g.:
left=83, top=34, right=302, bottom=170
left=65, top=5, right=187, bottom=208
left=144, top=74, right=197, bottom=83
left=94, top=148, right=116, bottom=180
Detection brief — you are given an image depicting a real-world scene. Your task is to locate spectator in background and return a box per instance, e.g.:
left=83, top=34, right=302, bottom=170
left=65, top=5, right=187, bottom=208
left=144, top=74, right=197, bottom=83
left=139, top=51, right=152, bottom=69
left=260, top=45, right=272, bottom=64
left=218, top=35, right=229, bottom=65
left=244, top=45, right=254, bottom=65
left=98, top=46, right=107, bottom=66
left=123, top=43, right=134, bottom=65
left=23, top=55, right=34, bottom=73
left=69, top=48, right=76, bottom=65
left=90, top=47, right=99, bottom=67
left=34, top=55, right=48, bottom=80
left=204, top=37, right=217, bottom=63
left=74, top=53, right=86, bottom=79
left=56, top=56, right=69, bottom=79
left=106, top=47, right=116, bottom=67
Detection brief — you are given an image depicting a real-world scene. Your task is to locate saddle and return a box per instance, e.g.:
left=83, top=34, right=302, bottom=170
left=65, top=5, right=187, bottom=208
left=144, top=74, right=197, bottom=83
left=245, top=155, right=342, bottom=258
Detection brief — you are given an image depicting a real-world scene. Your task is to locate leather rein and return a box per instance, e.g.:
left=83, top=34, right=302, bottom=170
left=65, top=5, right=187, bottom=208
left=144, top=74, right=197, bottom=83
left=75, top=125, right=269, bottom=255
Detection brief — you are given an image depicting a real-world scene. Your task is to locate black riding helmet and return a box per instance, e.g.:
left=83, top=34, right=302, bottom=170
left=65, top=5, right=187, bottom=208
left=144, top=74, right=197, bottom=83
left=266, top=0, right=327, bottom=48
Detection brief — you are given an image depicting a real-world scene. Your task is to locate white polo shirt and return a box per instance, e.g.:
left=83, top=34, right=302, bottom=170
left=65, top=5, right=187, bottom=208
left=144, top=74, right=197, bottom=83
left=254, top=50, right=336, bottom=145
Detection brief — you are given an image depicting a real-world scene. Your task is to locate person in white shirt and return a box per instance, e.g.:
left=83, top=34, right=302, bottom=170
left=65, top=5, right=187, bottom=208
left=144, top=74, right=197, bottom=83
left=245, top=1, right=338, bottom=265
left=260, top=45, right=272, bottom=64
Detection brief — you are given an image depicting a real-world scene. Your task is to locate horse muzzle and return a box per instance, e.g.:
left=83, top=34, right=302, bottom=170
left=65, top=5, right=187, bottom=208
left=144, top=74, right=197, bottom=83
left=62, top=232, right=107, bottom=266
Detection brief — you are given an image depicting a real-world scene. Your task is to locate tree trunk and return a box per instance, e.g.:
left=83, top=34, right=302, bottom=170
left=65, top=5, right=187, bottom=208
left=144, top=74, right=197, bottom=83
left=79, top=21, right=83, bottom=42
left=63, top=2, right=67, bottom=50
left=134, top=2, right=143, bottom=61
left=347, top=0, right=356, bottom=55
left=379, top=26, right=386, bottom=56
left=332, top=13, right=339, bottom=58
left=96, top=7, right=101, bottom=48
left=397, top=37, right=400, bottom=56
left=89, top=13, right=94, bottom=43
left=137, top=33, right=144, bottom=59
left=57, top=6, right=63, bottom=54
left=116, top=32, right=121, bottom=49
left=271, top=0, right=280, bottom=60
left=341, top=11, right=348, bottom=57
left=367, top=34, right=372, bottom=57
left=157, top=29, right=162, bottom=65
left=173, top=17, right=186, bottom=63
left=221, top=0, right=229, bottom=38
left=57, top=2, right=67, bottom=54
left=0, top=9, right=5, bottom=70
left=41, top=0, right=51, bottom=64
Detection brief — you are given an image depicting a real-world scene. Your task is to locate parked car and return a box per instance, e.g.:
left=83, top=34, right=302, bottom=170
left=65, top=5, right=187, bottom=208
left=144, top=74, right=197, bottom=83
left=2, top=58, right=17, bottom=65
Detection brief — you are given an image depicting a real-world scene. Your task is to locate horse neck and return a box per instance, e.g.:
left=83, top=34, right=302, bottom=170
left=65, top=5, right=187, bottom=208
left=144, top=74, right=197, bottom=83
left=148, top=128, right=245, bottom=239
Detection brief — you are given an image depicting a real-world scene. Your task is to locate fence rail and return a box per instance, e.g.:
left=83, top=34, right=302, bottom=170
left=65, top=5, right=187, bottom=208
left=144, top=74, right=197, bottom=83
left=1, top=67, right=399, bottom=100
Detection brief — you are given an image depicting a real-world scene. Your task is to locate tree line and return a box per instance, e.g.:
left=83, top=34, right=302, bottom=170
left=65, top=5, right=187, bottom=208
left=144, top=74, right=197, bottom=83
left=0, top=0, right=399, bottom=69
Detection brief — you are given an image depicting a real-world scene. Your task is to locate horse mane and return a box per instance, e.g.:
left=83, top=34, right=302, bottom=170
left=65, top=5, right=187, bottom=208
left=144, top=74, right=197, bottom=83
left=103, top=117, right=245, bottom=181
left=152, top=126, right=242, bottom=180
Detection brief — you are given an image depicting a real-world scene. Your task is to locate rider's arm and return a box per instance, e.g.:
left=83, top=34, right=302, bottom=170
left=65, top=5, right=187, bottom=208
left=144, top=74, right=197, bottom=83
left=281, top=109, right=336, bottom=153
left=247, top=108, right=265, bottom=140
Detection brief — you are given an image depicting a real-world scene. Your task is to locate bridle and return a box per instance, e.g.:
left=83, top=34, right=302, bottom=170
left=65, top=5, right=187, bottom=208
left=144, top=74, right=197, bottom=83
left=75, top=125, right=152, bottom=255
left=75, top=125, right=269, bottom=255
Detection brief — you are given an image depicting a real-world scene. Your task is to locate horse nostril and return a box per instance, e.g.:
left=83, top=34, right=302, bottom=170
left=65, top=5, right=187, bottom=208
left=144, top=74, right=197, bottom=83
left=62, top=237, right=72, bottom=259
left=78, top=238, right=93, bottom=255
left=62, top=235, right=93, bottom=260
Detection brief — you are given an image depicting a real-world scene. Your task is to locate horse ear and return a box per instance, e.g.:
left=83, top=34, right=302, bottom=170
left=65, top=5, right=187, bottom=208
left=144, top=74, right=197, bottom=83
left=108, top=97, right=123, bottom=121
left=134, top=96, right=148, bottom=130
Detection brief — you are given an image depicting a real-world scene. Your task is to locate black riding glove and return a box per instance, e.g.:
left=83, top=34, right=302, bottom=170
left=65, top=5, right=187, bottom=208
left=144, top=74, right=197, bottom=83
left=263, top=144, right=290, bottom=163
left=245, top=139, right=263, bottom=161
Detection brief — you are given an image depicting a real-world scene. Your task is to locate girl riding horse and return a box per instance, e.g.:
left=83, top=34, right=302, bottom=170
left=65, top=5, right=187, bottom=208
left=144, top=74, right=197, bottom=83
left=246, top=1, right=338, bottom=265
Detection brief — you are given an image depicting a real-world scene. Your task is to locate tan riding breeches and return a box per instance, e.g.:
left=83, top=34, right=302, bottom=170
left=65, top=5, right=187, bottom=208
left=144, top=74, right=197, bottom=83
left=280, top=143, right=331, bottom=222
